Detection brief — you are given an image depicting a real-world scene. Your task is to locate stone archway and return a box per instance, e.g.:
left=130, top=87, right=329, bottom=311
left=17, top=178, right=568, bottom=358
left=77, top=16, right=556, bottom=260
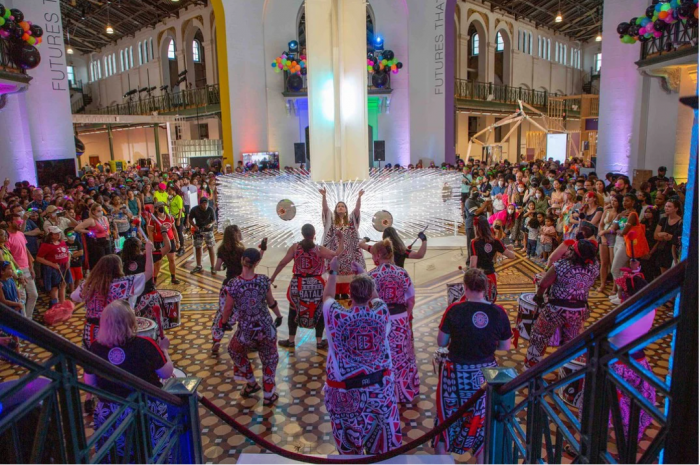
left=160, top=30, right=178, bottom=91
left=465, top=16, right=487, bottom=82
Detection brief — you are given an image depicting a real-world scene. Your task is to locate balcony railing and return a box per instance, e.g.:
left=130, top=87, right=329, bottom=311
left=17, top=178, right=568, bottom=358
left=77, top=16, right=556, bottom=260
left=640, top=18, right=698, bottom=63
left=454, top=79, right=556, bottom=109
left=81, top=84, right=221, bottom=116
left=0, top=304, right=203, bottom=463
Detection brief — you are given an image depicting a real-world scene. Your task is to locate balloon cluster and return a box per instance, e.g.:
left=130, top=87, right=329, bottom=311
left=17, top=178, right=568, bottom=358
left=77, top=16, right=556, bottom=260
left=0, top=5, right=42, bottom=70
left=271, top=52, right=307, bottom=76
left=617, top=0, right=699, bottom=44
left=367, top=50, right=402, bottom=89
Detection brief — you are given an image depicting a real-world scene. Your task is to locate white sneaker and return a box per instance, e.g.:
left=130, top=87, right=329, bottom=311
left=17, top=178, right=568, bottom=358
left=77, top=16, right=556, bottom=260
left=610, top=296, right=622, bottom=305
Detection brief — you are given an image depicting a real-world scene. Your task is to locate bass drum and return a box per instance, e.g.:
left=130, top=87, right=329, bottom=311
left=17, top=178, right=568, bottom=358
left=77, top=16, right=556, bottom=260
left=516, top=293, right=561, bottom=347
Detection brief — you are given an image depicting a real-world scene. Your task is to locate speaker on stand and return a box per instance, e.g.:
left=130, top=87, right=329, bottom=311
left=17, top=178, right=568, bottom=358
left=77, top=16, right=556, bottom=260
left=294, top=143, right=306, bottom=165
left=373, top=140, right=385, bottom=168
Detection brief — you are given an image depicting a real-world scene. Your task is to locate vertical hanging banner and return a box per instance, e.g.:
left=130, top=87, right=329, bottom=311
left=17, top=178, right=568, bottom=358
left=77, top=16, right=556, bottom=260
left=407, top=0, right=456, bottom=166
left=20, top=0, right=75, bottom=166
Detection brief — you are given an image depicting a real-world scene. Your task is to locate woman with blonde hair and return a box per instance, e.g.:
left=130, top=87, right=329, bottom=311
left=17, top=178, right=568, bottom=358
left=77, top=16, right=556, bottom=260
left=367, top=239, right=419, bottom=403
left=84, top=300, right=173, bottom=462
left=320, top=187, right=365, bottom=297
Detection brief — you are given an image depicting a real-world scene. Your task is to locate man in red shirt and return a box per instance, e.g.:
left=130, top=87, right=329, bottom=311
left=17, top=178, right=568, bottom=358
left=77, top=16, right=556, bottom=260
left=6, top=213, right=38, bottom=319
left=36, top=226, right=72, bottom=308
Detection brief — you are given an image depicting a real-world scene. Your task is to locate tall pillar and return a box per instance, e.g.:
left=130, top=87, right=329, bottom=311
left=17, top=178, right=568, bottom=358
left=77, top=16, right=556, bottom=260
left=596, top=0, right=649, bottom=175
left=307, top=0, right=369, bottom=182
left=0, top=93, right=36, bottom=184
left=21, top=0, right=75, bottom=169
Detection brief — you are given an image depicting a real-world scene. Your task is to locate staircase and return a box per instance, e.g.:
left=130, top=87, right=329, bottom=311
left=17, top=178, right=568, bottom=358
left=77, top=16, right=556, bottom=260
left=0, top=307, right=203, bottom=463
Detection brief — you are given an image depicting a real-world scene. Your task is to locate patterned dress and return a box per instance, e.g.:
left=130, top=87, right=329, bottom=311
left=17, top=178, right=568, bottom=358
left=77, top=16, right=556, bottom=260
left=287, top=244, right=326, bottom=328
left=367, top=263, right=420, bottom=403
left=525, top=259, right=599, bottom=367
left=323, top=210, right=365, bottom=279
left=74, top=274, right=146, bottom=349
left=225, top=274, right=279, bottom=398
left=323, top=298, right=402, bottom=455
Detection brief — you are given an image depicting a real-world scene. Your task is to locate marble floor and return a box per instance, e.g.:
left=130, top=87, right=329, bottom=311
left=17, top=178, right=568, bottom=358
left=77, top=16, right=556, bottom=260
left=0, top=236, right=672, bottom=464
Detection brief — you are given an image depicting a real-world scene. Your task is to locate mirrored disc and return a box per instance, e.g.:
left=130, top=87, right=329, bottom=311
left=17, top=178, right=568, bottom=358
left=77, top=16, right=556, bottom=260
left=372, top=210, right=393, bottom=232
left=276, top=199, right=297, bottom=221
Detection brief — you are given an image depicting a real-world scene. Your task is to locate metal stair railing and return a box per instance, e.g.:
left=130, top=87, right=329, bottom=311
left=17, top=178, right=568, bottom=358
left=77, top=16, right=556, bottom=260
left=0, top=304, right=203, bottom=463
left=483, top=261, right=690, bottom=464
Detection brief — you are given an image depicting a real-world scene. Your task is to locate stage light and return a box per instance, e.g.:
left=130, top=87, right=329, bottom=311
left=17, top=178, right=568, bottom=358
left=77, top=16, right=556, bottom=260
left=595, top=32, right=602, bottom=42
left=374, top=35, right=384, bottom=50
left=288, top=40, right=299, bottom=51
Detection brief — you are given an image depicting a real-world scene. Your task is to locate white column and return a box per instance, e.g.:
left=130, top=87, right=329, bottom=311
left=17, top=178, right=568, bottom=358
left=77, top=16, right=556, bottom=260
left=596, top=0, right=649, bottom=174
left=307, top=0, right=369, bottom=182
left=0, top=93, right=36, bottom=184
left=20, top=0, right=75, bottom=167
left=338, top=0, right=369, bottom=181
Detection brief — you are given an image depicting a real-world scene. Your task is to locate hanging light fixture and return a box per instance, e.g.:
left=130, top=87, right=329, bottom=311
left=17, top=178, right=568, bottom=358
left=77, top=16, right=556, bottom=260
left=594, top=8, right=602, bottom=42
left=595, top=32, right=602, bottom=42
left=555, top=0, right=563, bottom=23
left=105, top=3, right=114, bottom=34
left=66, top=28, right=74, bottom=54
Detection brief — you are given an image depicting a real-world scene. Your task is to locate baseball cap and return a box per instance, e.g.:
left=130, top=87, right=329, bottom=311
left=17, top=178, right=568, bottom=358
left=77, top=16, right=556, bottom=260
left=46, top=205, right=59, bottom=214
left=199, top=197, right=209, bottom=204
left=47, top=226, right=62, bottom=234
left=658, top=166, right=667, bottom=172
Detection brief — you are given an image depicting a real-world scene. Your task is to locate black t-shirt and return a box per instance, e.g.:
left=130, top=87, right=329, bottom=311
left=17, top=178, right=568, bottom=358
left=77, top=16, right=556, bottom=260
left=218, top=248, right=243, bottom=280
left=393, top=250, right=413, bottom=268
left=123, top=254, right=155, bottom=293
left=470, top=238, right=506, bottom=275
left=67, top=239, right=84, bottom=267
left=464, top=197, right=484, bottom=229
left=439, top=301, right=512, bottom=364
left=658, top=216, right=683, bottom=251
left=87, top=336, right=167, bottom=398
left=189, top=206, right=215, bottom=231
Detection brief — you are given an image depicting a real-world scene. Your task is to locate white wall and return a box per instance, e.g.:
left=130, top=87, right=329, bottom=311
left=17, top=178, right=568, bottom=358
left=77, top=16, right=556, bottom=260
left=80, top=127, right=169, bottom=165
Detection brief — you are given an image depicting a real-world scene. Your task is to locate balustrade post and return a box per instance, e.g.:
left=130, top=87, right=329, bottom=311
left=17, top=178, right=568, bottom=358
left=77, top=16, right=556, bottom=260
left=164, top=377, right=203, bottom=464
left=482, top=367, right=518, bottom=464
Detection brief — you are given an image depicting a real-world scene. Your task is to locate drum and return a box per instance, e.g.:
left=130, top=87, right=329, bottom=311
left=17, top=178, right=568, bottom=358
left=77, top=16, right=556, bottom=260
left=557, top=356, right=586, bottom=407
left=158, top=289, right=182, bottom=329
left=136, top=317, right=158, bottom=340
left=516, top=293, right=561, bottom=347
left=446, top=282, right=465, bottom=305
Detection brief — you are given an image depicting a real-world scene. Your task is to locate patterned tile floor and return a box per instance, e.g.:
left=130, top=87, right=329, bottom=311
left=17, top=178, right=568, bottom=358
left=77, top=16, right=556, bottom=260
left=1, top=241, right=673, bottom=464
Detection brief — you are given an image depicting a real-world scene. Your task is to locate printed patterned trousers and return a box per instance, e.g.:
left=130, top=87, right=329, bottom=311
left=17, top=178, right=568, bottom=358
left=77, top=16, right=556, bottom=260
left=228, top=329, right=279, bottom=398
left=525, top=303, right=586, bottom=367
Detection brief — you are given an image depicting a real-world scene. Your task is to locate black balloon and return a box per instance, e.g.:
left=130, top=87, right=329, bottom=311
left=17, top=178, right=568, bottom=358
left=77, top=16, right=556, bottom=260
left=367, top=52, right=374, bottom=60
left=646, top=5, right=656, bottom=18
left=300, top=67, right=307, bottom=76
left=630, top=17, right=638, bottom=26
left=383, top=50, right=394, bottom=60
left=10, top=43, right=40, bottom=70
left=2, top=19, right=15, bottom=31
left=287, top=74, right=303, bottom=92
left=678, top=3, right=693, bottom=18
left=0, top=5, right=5, bottom=19
left=616, top=22, right=630, bottom=35
left=396, top=62, right=403, bottom=69
left=628, top=24, right=640, bottom=37
left=653, top=19, right=667, bottom=32
left=687, top=16, right=698, bottom=27
left=371, top=72, right=389, bottom=89
left=10, top=23, right=23, bottom=39
left=29, top=24, right=43, bottom=38
left=9, top=8, right=22, bottom=22
left=373, top=63, right=381, bottom=73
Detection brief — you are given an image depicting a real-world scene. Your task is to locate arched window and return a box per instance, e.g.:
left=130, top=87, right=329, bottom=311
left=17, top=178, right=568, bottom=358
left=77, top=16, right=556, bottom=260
left=192, top=39, right=201, bottom=63
left=547, top=39, right=551, bottom=60
left=143, top=41, right=148, bottom=63
left=150, top=38, right=154, bottom=61
left=129, top=46, right=134, bottom=68
left=138, top=42, right=142, bottom=65
left=120, top=50, right=124, bottom=71
left=471, top=33, right=479, bottom=56
left=167, top=40, right=176, bottom=60
left=496, top=32, right=504, bottom=52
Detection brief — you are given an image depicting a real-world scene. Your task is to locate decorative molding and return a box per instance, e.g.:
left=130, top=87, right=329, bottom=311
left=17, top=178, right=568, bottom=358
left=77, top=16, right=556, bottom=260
left=641, top=66, right=683, bottom=93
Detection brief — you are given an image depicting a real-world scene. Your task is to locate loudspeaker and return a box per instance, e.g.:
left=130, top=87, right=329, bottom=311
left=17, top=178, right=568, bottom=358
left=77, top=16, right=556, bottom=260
left=373, top=140, right=385, bottom=162
left=294, top=143, right=306, bottom=164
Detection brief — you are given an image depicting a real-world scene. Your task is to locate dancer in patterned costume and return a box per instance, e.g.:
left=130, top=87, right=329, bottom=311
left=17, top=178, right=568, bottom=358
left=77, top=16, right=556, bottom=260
left=211, top=225, right=265, bottom=354
left=469, top=216, right=516, bottom=303
left=367, top=239, right=420, bottom=403
left=220, top=248, right=283, bottom=405
left=320, top=187, right=365, bottom=297
left=525, top=239, right=599, bottom=367
left=322, top=257, right=402, bottom=455
left=272, top=224, right=344, bottom=350
left=84, top=300, right=173, bottom=463
left=575, top=261, right=656, bottom=442
left=434, top=268, right=512, bottom=460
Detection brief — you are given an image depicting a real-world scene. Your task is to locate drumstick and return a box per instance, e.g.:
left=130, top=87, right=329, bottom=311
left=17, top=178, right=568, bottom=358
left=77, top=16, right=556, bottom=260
left=407, top=225, right=429, bottom=251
